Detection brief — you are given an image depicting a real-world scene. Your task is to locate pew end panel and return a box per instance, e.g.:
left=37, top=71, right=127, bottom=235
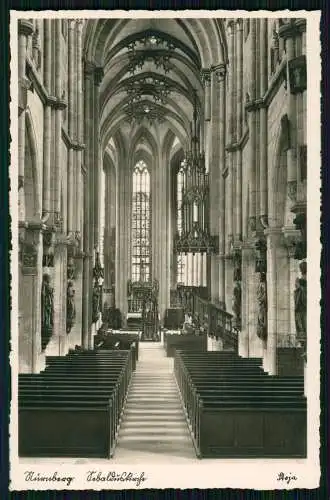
left=19, top=405, right=113, bottom=458
left=198, top=406, right=307, bottom=458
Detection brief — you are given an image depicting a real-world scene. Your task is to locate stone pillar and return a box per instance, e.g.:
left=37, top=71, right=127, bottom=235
left=42, top=20, right=52, bottom=216
left=279, top=22, right=297, bottom=204
left=19, top=224, right=44, bottom=373
left=81, top=62, right=95, bottom=348
left=207, top=67, right=219, bottom=303
left=265, top=228, right=283, bottom=375
left=116, top=154, right=129, bottom=321
left=235, top=20, right=243, bottom=242
left=76, top=21, right=84, bottom=241
left=226, top=21, right=235, bottom=248
left=49, top=20, right=68, bottom=356
left=248, top=19, right=257, bottom=231
left=240, top=244, right=252, bottom=357
left=259, top=19, right=268, bottom=223
left=213, top=63, right=227, bottom=308
left=201, top=68, right=212, bottom=122
left=67, top=20, right=76, bottom=235
left=18, top=20, right=34, bottom=221
left=93, top=67, right=104, bottom=250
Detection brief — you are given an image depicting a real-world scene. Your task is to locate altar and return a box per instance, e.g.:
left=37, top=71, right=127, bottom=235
left=127, top=278, right=160, bottom=341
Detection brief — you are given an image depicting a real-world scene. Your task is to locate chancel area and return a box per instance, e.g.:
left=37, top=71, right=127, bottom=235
left=17, top=16, right=308, bottom=460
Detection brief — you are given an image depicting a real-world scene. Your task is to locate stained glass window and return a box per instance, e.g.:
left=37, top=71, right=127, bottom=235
left=131, top=160, right=151, bottom=282
left=176, top=167, right=185, bottom=284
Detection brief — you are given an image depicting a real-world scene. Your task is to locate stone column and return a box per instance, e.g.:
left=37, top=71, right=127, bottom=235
left=248, top=19, right=257, bottom=231
left=81, top=62, right=95, bottom=348
left=259, top=19, right=268, bottom=224
left=226, top=21, right=235, bottom=249
left=279, top=22, right=297, bottom=205
left=51, top=20, right=68, bottom=356
left=213, top=63, right=227, bottom=308
left=76, top=21, right=84, bottom=241
left=67, top=20, right=76, bottom=235
left=265, top=228, right=283, bottom=375
left=93, top=67, right=104, bottom=250
left=235, top=19, right=243, bottom=241
left=201, top=68, right=212, bottom=122
left=19, top=224, right=44, bottom=373
left=206, top=67, right=219, bottom=303
left=18, top=20, right=34, bottom=221
left=240, top=243, right=253, bottom=357
left=42, top=20, right=52, bottom=216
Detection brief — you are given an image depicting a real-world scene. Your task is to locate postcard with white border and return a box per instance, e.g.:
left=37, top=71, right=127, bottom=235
left=9, top=9, right=321, bottom=491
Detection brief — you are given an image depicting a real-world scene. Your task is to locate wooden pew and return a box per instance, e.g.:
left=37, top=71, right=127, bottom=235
left=92, top=333, right=139, bottom=363
left=164, top=334, right=207, bottom=357
left=174, top=350, right=307, bottom=458
left=19, top=350, right=133, bottom=458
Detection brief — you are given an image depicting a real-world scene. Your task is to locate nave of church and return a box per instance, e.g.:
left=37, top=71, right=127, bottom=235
left=16, top=16, right=308, bottom=460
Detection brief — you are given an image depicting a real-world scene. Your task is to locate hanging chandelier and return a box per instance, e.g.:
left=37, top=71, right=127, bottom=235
left=174, top=91, right=217, bottom=255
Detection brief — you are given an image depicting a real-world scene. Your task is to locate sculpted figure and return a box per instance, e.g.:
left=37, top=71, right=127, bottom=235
left=294, top=276, right=307, bottom=345
left=66, top=280, right=76, bottom=333
left=256, top=272, right=267, bottom=341
left=92, top=286, right=101, bottom=323
left=41, top=273, right=54, bottom=332
left=232, top=281, right=242, bottom=329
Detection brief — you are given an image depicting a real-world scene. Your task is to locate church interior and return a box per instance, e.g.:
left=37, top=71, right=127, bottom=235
left=17, top=17, right=308, bottom=461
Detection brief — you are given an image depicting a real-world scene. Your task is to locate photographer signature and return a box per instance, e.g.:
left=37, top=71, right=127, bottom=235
left=277, top=472, right=298, bottom=485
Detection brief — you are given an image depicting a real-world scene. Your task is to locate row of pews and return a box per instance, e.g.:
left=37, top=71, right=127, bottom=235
left=18, top=347, right=135, bottom=458
left=93, top=330, right=140, bottom=364
left=174, top=350, right=307, bottom=458
left=164, top=331, right=207, bottom=357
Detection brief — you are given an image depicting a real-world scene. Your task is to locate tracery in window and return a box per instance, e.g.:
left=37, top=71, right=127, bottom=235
left=131, top=160, right=151, bottom=282
left=176, top=166, right=185, bottom=284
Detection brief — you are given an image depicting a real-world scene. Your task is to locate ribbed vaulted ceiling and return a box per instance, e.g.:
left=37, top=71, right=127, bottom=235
left=82, top=18, right=227, bottom=165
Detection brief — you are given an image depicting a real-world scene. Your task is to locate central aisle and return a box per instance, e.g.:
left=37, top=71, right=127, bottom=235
left=113, top=342, right=196, bottom=463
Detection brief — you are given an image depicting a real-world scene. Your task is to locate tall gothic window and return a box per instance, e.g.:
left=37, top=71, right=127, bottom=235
left=131, top=160, right=151, bottom=282
left=176, top=166, right=185, bottom=284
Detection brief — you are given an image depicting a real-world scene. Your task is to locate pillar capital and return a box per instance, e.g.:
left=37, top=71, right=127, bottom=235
left=236, top=18, right=243, bottom=30
left=68, top=19, right=76, bottom=31
left=200, top=68, right=212, bottom=87
left=94, top=67, right=104, bottom=86
left=18, top=19, right=34, bottom=37
left=264, top=227, right=285, bottom=250
left=212, top=63, right=226, bottom=83
left=226, top=19, right=235, bottom=34
left=278, top=20, right=301, bottom=40
left=84, top=60, right=97, bottom=77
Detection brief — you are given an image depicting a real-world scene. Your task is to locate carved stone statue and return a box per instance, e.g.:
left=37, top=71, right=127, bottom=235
left=233, top=251, right=242, bottom=282
left=41, top=273, right=54, bottom=332
left=294, top=276, right=307, bottom=345
left=256, top=272, right=267, bottom=341
left=92, top=286, right=101, bottom=323
left=66, top=280, right=76, bottom=333
left=232, top=281, right=242, bottom=329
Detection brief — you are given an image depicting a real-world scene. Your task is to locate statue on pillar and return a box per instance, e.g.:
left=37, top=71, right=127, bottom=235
left=232, top=281, right=242, bottom=330
left=66, top=280, right=76, bottom=333
left=294, top=261, right=307, bottom=349
left=41, top=273, right=54, bottom=350
left=41, top=273, right=54, bottom=332
left=256, top=272, right=267, bottom=341
left=92, top=285, right=101, bottom=323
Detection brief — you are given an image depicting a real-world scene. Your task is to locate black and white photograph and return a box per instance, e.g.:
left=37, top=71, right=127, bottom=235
left=9, top=10, right=321, bottom=490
